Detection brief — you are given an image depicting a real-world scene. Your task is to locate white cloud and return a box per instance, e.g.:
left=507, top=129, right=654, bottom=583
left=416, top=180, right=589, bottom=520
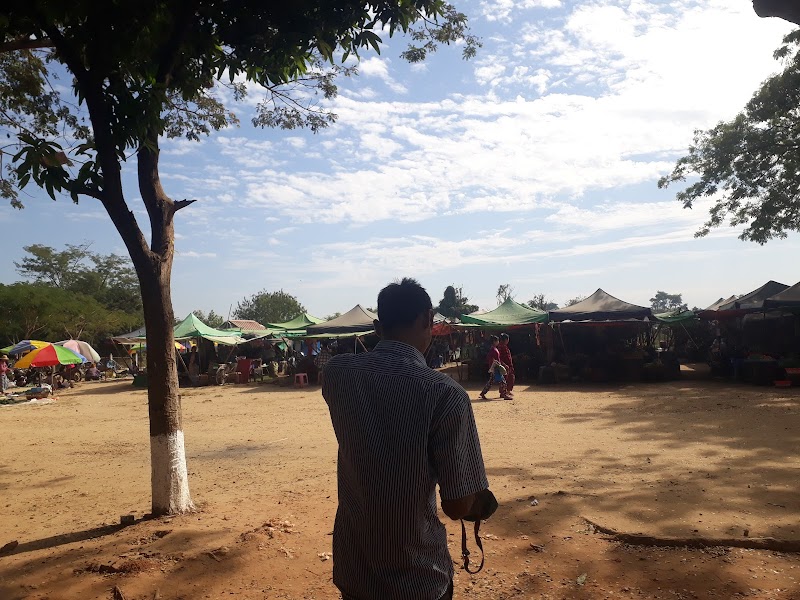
left=273, top=226, right=297, bottom=235
left=178, top=250, right=217, bottom=259
left=481, top=0, right=562, bottom=23
left=358, top=57, right=408, bottom=94
left=195, top=1, right=792, bottom=228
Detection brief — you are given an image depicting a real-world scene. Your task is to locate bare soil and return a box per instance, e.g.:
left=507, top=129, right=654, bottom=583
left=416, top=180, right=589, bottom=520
left=1, top=367, right=799, bottom=599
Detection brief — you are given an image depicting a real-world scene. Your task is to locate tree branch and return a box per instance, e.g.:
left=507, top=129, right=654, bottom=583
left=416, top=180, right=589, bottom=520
left=174, top=199, right=197, bottom=212
left=753, top=0, right=800, bottom=25
left=0, top=37, right=53, bottom=53
left=156, top=0, right=199, bottom=87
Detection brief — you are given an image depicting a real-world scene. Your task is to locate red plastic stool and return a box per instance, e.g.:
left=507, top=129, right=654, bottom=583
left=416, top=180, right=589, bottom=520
left=294, top=373, right=308, bottom=388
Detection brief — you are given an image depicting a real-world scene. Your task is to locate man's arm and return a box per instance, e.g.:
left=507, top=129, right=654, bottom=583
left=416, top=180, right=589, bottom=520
left=430, top=386, right=492, bottom=519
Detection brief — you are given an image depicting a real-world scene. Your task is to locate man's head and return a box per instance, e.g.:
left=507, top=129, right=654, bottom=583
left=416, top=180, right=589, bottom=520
left=489, top=335, right=499, bottom=347
left=375, top=278, right=434, bottom=353
left=499, top=333, right=509, bottom=346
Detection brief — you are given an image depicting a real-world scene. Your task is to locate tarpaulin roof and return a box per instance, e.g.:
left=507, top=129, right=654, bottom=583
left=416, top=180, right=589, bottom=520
left=432, top=322, right=456, bottom=336
left=549, top=289, right=652, bottom=322
left=704, top=295, right=738, bottom=312
left=173, top=313, right=244, bottom=345
left=653, top=310, right=697, bottom=324
left=718, top=280, right=789, bottom=311
left=764, top=280, right=800, bottom=309
left=112, top=316, right=244, bottom=346
left=267, top=312, right=325, bottom=330
left=460, top=298, right=548, bottom=327
left=111, top=325, right=147, bottom=345
left=306, top=305, right=377, bottom=335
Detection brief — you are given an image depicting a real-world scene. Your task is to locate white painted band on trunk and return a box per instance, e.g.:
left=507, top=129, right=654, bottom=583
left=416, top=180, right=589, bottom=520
left=151, top=430, right=194, bottom=514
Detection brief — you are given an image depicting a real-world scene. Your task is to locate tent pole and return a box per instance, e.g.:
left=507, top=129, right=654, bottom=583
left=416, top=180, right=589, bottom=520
left=558, top=323, right=569, bottom=363
left=680, top=323, right=697, bottom=349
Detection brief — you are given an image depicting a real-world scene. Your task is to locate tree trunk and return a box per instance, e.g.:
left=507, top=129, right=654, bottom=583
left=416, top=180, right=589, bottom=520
left=139, top=259, right=193, bottom=515
left=60, top=40, right=194, bottom=517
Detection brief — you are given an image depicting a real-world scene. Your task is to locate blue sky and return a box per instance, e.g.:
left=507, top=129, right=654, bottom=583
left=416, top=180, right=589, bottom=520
left=2, top=0, right=798, bottom=319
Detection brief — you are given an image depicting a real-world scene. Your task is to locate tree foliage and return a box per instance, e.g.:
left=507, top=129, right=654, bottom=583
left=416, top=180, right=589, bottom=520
left=565, top=295, right=586, bottom=307
left=234, top=290, right=305, bottom=326
left=0, top=2, right=479, bottom=209
left=437, top=284, right=478, bottom=318
left=192, top=309, right=224, bottom=328
left=0, top=282, right=141, bottom=346
left=15, top=243, right=142, bottom=313
left=527, top=294, right=559, bottom=311
left=659, top=31, right=800, bottom=244
left=650, top=291, right=687, bottom=313
left=496, top=283, right=515, bottom=304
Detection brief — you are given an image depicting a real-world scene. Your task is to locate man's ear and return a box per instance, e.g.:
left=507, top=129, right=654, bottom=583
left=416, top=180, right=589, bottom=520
left=420, top=310, right=433, bottom=331
left=373, top=319, right=384, bottom=339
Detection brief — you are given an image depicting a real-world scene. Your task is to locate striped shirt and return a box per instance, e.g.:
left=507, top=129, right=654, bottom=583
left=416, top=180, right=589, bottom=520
left=323, top=340, right=489, bottom=600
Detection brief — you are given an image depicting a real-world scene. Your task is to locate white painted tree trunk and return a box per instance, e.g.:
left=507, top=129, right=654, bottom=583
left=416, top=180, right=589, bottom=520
left=151, top=430, right=194, bottom=514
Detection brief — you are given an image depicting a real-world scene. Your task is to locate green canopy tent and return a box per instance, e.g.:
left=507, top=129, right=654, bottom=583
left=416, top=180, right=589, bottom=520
left=267, top=313, right=324, bottom=330
left=459, top=298, right=548, bottom=328
left=653, top=310, right=697, bottom=324
left=261, top=312, right=325, bottom=338
left=173, top=313, right=244, bottom=345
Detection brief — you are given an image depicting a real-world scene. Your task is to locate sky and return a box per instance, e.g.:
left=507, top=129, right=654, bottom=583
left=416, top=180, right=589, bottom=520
left=2, top=0, right=798, bottom=320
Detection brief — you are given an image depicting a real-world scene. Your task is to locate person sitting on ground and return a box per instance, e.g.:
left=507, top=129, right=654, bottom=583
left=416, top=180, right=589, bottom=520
left=53, top=373, right=73, bottom=389
left=85, top=363, right=102, bottom=381
left=323, top=277, right=495, bottom=600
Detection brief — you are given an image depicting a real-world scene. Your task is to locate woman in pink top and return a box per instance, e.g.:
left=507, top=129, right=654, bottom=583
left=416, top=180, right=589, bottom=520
left=479, top=336, right=511, bottom=400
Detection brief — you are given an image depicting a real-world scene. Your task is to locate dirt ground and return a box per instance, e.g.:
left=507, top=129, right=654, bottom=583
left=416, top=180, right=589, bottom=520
left=1, top=367, right=799, bottom=600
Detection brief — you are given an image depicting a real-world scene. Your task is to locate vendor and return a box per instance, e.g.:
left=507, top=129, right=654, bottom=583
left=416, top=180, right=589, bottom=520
left=0, top=354, right=10, bottom=394
left=86, top=363, right=102, bottom=381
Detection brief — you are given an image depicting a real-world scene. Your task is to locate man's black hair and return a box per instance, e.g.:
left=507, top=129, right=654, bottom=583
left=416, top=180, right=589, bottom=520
left=377, top=277, right=433, bottom=333
left=499, top=333, right=509, bottom=342
left=489, top=335, right=499, bottom=343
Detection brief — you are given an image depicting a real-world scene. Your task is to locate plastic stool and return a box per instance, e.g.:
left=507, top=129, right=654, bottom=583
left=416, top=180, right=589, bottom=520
left=294, top=373, right=309, bottom=388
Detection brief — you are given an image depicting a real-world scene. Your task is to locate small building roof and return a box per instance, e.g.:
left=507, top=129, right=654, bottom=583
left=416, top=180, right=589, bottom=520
left=222, top=319, right=267, bottom=332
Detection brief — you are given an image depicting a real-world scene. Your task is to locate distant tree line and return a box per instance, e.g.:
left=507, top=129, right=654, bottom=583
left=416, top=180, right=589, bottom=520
left=1, top=243, right=143, bottom=346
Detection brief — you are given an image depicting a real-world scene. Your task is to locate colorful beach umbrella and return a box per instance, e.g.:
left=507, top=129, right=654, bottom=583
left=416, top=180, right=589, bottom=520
left=14, top=344, right=86, bottom=368
left=56, top=339, right=101, bottom=363
left=1, top=339, right=51, bottom=355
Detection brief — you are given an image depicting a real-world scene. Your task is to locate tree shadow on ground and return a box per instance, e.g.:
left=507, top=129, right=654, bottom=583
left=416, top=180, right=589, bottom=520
left=481, top=379, right=799, bottom=540
left=473, top=484, right=800, bottom=599
left=0, top=509, right=337, bottom=600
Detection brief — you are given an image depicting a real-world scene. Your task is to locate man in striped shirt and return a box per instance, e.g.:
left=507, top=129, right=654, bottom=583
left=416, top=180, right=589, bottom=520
left=323, top=278, right=492, bottom=600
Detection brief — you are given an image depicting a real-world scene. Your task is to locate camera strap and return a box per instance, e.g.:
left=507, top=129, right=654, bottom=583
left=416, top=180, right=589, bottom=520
left=460, top=519, right=485, bottom=574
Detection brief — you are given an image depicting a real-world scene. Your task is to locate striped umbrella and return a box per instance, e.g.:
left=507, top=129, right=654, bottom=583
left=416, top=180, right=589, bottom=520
left=1, top=339, right=51, bottom=355
left=56, top=340, right=101, bottom=363
left=14, top=344, right=86, bottom=368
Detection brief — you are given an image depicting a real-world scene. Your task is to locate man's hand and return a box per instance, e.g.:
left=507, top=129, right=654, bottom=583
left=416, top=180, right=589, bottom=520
left=441, top=489, right=498, bottom=521
left=441, top=494, right=477, bottom=520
